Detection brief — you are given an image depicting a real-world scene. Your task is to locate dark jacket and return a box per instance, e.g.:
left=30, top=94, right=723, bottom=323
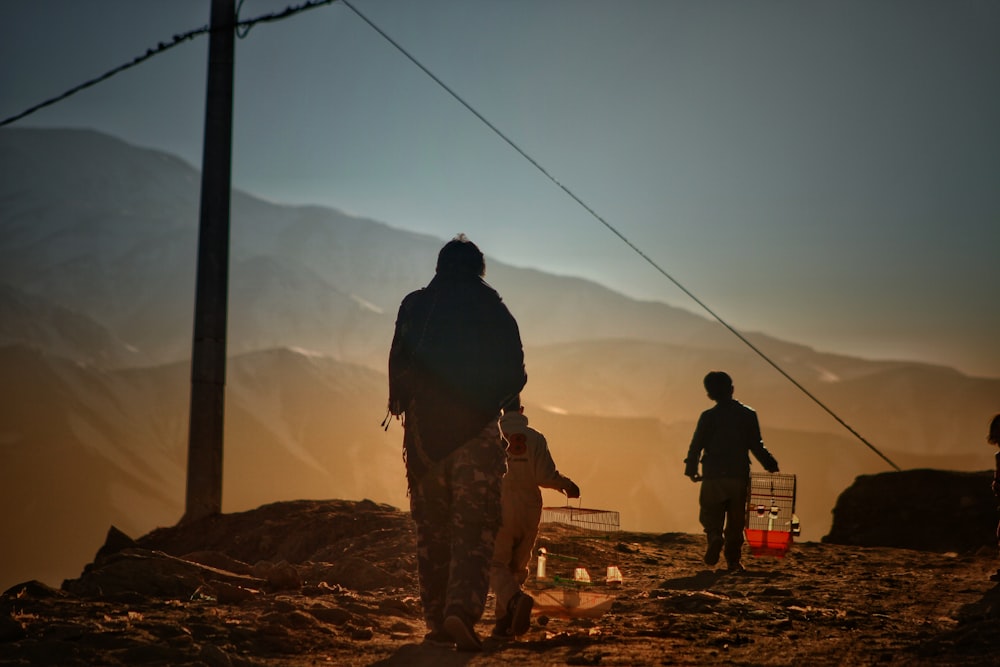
left=685, top=399, right=778, bottom=479
left=388, top=272, right=527, bottom=464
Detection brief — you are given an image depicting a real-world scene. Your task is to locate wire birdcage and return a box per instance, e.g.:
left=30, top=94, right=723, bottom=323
left=744, top=472, right=799, bottom=557
left=536, top=504, right=621, bottom=586
left=532, top=503, right=622, bottom=617
left=540, top=506, right=620, bottom=534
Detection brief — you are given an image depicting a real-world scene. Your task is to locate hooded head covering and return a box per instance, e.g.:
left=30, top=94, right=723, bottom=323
left=499, top=411, right=529, bottom=437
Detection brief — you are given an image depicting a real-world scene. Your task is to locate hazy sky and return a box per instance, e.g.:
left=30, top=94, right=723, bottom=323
left=3, top=1, right=999, bottom=377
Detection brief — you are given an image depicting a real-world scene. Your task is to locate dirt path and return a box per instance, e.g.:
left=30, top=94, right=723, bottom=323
left=2, top=501, right=998, bottom=666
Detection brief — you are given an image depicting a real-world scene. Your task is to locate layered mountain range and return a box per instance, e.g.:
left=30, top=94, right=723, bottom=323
left=2, top=127, right=997, bottom=590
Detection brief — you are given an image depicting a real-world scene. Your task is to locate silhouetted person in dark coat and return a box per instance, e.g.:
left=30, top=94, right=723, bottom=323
left=685, top=371, right=779, bottom=572
left=387, top=234, right=527, bottom=651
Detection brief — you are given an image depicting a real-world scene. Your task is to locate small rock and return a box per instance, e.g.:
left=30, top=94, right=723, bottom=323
left=0, top=615, right=26, bottom=642
left=199, top=642, right=233, bottom=667
left=307, top=605, right=352, bottom=625
left=210, top=581, right=258, bottom=604
left=94, top=526, right=137, bottom=563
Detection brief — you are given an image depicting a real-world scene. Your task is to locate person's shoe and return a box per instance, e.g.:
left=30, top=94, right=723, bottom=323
left=422, top=629, right=455, bottom=648
left=444, top=614, right=483, bottom=652
left=726, top=561, right=745, bottom=573
left=509, top=592, right=534, bottom=636
left=491, top=609, right=512, bottom=640
left=704, top=537, right=723, bottom=566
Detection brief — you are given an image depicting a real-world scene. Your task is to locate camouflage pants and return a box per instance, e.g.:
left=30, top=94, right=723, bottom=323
left=699, top=477, right=749, bottom=564
left=408, top=421, right=506, bottom=632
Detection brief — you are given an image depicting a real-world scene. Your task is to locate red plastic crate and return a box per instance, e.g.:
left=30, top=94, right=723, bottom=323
left=745, top=528, right=793, bottom=557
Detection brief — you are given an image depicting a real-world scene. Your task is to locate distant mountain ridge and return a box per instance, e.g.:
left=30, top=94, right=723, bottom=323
left=3, top=127, right=999, bottom=591
left=0, top=127, right=808, bottom=369
left=2, top=126, right=996, bottom=451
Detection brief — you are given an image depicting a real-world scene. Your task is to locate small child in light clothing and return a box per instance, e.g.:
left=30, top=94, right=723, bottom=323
left=490, top=404, right=580, bottom=639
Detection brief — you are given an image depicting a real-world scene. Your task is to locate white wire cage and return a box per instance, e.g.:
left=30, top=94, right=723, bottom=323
left=540, top=506, right=620, bottom=534
left=744, top=472, right=799, bottom=557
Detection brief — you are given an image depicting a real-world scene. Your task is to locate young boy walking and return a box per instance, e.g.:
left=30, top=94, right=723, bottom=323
left=685, top=371, right=780, bottom=572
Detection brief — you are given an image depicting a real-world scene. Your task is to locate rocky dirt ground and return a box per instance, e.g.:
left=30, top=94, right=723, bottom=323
left=2, top=498, right=999, bottom=666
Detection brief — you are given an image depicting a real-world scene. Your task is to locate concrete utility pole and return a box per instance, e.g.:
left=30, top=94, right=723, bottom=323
left=183, top=0, right=236, bottom=523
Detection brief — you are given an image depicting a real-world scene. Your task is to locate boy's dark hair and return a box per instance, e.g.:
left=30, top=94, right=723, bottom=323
left=436, top=234, right=485, bottom=277
left=703, top=371, right=734, bottom=401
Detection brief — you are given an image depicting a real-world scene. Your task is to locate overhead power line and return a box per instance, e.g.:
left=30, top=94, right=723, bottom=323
left=1, top=27, right=206, bottom=128
left=0, top=0, right=340, bottom=128
left=340, top=0, right=901, bottom=472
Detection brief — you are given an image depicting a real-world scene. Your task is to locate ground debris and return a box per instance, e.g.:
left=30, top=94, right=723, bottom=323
left=1, top=499, right=998, bottom=666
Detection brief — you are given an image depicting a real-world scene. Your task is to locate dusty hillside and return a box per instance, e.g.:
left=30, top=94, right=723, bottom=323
left=2, top=492, right=999, bottom=667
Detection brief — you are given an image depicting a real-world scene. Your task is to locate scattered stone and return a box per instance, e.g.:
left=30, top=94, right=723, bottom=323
left=2, top=579, right=67, bottom=600
left=210, top=581, right=259, bottom=604
left=199, top=642, right=233, bottom=667
left=93, top=526, right=138, bottom=564
left=253, top=560, right=301, bottom=591
left=0, top=614, right=26, bottom=642
left=306, top=605, right=352, bottom=626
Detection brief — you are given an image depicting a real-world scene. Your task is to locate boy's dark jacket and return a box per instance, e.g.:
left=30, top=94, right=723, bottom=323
left=685, top=399, right=779, bottom=479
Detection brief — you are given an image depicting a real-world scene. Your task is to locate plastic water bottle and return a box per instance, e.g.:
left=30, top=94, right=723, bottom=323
left=536, top=548, right=547, bottom=579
